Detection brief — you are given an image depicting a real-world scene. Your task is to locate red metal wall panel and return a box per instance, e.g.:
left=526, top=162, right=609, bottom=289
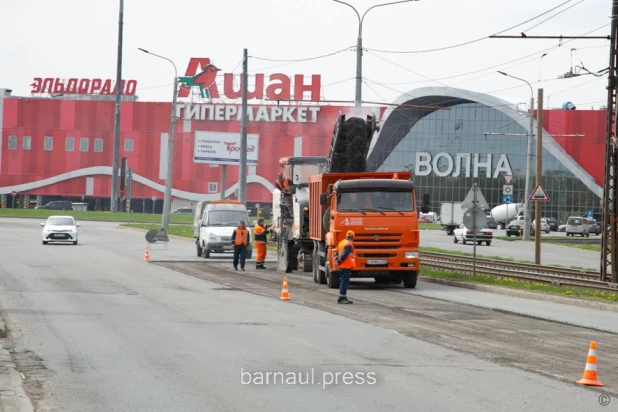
left=540, top=109, right=605, bottom=185
left=1, top=98, right=377, bottom=202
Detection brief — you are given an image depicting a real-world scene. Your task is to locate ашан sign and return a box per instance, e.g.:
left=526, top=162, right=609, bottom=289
left=30, top=78, right=138, bottom=96
left=179, top=58, right=321, bottom=101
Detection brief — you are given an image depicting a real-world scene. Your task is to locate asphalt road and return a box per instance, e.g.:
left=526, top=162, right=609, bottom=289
left=421, top=228, right=600, bottom=269
left=0, top=218, right=613, bottom=411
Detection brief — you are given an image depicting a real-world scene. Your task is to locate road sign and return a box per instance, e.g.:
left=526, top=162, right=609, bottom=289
left=11, top=191, right=16, bottom=196
left=503, top=195, right=512, bottom=204
left=586, top=210, right=593, bottom=217
left=461, top=185, right=490, bottom=211
left=503, top=175, right=514, bottom=185
left=151, top=196, right=157, bottom=202
left=463, top=206, right=487, bottom=231
left=256, top=203, right=260, bottom=208
left=503, top=185, right=513, bottom=195
left=529, top=182, right=550, bottom=202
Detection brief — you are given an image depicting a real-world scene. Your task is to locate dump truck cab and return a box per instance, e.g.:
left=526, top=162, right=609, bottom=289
left=311, top=171, right=421, bottom=288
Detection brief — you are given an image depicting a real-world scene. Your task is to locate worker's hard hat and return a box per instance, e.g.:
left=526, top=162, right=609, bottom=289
left=346, top=230, right=355, bottom=238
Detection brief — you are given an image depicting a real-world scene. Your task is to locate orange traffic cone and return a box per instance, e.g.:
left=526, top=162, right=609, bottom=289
left=576, top=341, right=604, bottom=386
left=280, top=277, right=291, bottom=300
left=143, top=245, right=151, bottom=262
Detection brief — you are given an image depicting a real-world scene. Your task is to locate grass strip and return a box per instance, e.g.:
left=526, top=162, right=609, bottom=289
left=0, top=209, right=193, bottom=224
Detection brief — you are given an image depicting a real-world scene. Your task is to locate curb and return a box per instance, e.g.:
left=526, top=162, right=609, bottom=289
left=419, top=276, right=618, bottom=313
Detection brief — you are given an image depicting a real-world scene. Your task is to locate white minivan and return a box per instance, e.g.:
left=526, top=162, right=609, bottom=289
left=196, top=200, right=252, bottom=259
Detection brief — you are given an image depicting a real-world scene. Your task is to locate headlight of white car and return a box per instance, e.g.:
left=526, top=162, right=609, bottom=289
left=405, top=252, right=419, bottom=259
left=208, top=233, right=221, bottom=241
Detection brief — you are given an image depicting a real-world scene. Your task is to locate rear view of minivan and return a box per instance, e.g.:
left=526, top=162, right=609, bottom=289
left=566, top=216, right=590, bottom=237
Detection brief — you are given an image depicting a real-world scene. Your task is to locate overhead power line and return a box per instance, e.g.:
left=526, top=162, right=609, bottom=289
left=249, top=46, right=354, bottom=62
left=365, top=0, right=585, bottom=54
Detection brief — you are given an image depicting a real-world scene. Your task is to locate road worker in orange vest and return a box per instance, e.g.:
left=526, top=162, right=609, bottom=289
left=253, top=218, right=272, bottom=269
left=231, top=220, right=250, bottom=271
left=336, top=230, right=356, bottom=304
left=275, top=173, right=294, bottom=220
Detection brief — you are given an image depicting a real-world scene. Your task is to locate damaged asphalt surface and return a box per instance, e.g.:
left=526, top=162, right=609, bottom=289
left=0, top=219, right=614, bottom=411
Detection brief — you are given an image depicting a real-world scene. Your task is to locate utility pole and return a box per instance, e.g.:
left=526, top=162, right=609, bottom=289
left=220, top=165, right=227, bottom=200
left=535, top=88, right=543, bottom=265
left=239, top=48, right=248, bottom=206
left=111, top=0, right=124, bottom=213
left=601, top=0, right=618, bottom=283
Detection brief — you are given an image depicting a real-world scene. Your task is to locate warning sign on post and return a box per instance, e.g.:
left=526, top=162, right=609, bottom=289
left=529, top=183, right=550, bottom=202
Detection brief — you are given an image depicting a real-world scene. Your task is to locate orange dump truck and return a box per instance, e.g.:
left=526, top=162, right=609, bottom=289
left=308, top=171, right=421, bottom=288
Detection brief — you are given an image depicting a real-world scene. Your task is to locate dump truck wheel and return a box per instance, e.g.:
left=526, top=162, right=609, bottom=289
left=403, top=271, right=418, bottom=288
left=326, top=264, right=339, bottom=289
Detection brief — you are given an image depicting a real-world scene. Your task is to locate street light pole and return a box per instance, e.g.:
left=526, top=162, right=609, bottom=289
left=497, top=71, right=534, bottom=241
left=333, top=0, right=419, bottom=117
left=138, top=48, right=178, bottom=230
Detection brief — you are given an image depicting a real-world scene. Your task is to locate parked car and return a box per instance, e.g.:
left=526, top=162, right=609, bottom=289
left=558, top=224, right=567, bottom=232
left=171, top=207, right=194, bottom=215
left=546, top=217, right=559, bottom=231
left=36, top=200, right=72, bottom=210
left=587, top=218, right=600, bottom=235
left=40, top=215, right=80, bottom=245
left=453, top=223, right=493, bottom=246
left=566, top=216, right=590, bottom=237
left=532, top=218, right=550, bottom=234
left=506, top=220, right=535, bottom=237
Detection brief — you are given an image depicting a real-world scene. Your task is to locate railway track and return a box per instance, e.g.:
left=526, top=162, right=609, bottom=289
left=268, top=241, right=618, bottom=292
left=421, top=251, right=617, bottom=292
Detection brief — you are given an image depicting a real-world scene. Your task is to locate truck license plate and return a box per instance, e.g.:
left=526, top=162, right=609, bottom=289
left=367, top=260, right=387, bottom=265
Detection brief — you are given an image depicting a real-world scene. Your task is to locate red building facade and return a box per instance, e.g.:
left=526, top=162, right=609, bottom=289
left=0, top=93, right=380, bottom=207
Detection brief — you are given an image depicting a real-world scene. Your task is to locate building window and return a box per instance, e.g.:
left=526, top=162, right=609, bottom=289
left=8, top=136, right=17, bottom=150
left=65, top=137, right=74, bottom=151
left=80, top=138, right=89, bottom=152
left=22, top=136, right=32, bottom=150
left=124, top=138, right=134, bottom=151
left=94, top=138, right=104, bottom=152
left=208, top=182, right=218, bottom=193
left=44, top=136, right=53, bottom=151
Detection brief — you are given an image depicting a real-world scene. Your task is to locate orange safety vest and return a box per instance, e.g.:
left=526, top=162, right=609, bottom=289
left=254, top=225, right=267, bottom=243
left=337, top=239, right=356, bottom=269
left=233, top=228, right=249, bottom=246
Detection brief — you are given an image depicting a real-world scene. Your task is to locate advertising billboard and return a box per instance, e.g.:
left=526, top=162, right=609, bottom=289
left=193, top=131, right=259, bottom=165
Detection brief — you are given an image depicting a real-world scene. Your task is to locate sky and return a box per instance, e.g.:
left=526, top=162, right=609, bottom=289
left=0, top=0, right=611, bottom=110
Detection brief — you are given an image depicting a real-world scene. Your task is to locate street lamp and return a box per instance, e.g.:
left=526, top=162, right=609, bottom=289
left=138, top=48, right=178, bottom=230
left=497, top=71, right=534, bottom=241
left=333, top=0, right=419, bottom=116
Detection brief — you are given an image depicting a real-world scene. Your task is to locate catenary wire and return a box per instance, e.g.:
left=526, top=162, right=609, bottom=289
left=364, top=0, right=582, bottom=54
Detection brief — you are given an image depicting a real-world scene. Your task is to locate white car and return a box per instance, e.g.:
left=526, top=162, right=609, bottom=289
left=41, top=215, right=80, bottom=245
left=453, top=223, right=493, bottom=246
left=532, top=218, right=551, bottom=234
